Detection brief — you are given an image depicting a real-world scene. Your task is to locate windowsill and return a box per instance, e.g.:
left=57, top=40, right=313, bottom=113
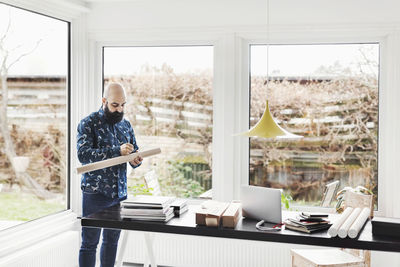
left=0, top=220, right=23, bottom=232
left=0, top=209, right=79, bottom=258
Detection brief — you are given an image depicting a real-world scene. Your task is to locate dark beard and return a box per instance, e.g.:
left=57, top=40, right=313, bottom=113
left=104, top=105, right=124, bottom=124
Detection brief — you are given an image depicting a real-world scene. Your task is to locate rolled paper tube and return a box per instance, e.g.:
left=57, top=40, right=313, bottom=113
left=348, top=207, right=371, bottom=239
left=328, top=207, right=354, bottom=237
left=76, top=148, right=161, bottom=175
left=338, top=207, right=361, bottom=238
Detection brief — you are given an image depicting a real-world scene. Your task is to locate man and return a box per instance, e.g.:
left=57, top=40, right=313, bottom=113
left=77, top=82, right=142, bottom=267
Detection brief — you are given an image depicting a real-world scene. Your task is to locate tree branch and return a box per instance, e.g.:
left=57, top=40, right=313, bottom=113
left=0, top=9, right=12, bottom=44
left=7, top=38, right=42, bottom=70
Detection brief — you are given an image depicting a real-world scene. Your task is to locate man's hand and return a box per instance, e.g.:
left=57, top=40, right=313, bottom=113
left=130, top=155, right=143, bottom=167
left=120, top=143, right=134, bottom=156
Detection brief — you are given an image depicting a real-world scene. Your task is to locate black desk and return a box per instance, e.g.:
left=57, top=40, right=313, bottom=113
left=81, top=205, right=400, bottom=253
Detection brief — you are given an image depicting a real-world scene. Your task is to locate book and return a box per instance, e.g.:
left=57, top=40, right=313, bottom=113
left=120, top=207, right=170, bottom=216
left=121, top=205, right=167, bottom=210
left=284, top=212, right=332, bottom=234
left=297, top=215, right=327, bottom=222
left=170, top=198, right=188, bottom=216
left=170, top=198, right=187, bottom=208
left=284, top=220, right=331, bottom=233
left=121, top=213, right=175, bottom=222
left=121, top=195, right=175, bottom=209
left=301, top=212, right=329, bottom=218
left=288, top=217, right=330, bottom=227
left=120, top=195, right=177, bottom=222
left=121, top=207, right=175, bottom=222
left=173, top=205, right=188, bottom=216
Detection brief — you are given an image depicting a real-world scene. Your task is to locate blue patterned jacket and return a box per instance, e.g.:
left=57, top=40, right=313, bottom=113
left=77, top=107, right=139, bottom=200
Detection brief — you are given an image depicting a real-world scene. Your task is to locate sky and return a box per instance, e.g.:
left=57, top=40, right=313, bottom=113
left=250, top=43, right=379, bottom=77
left=103, top=46, right=214, bottom=75
left=0, top=4, right=379, bottom=78
left=0, top=3, right=68, bottom=76
left=104, top=44, right=379, bottom=78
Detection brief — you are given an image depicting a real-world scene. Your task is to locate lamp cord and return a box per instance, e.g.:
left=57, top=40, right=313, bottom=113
left=266, top=0, right=270, bottom=99
left=256, top=220, right=283, bottom=231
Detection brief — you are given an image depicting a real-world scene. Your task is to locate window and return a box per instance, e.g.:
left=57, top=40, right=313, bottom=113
left=249, top=43, right=379, bottom=207
left=103, top=46, right=213, bottom=198
left=0, top=4, right=69, bottom=230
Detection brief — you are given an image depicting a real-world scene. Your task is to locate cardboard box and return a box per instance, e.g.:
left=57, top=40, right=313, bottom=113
left=195, top=209, right=208, bottom=225
left=222, top=202, right=242, bottom=228
left=196, top=200, right=229, bottom=227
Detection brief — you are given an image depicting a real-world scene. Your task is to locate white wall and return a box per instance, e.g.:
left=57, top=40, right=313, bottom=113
left=87, top=0, right=266, bottom=30
left=86, top=0, right=400, bottom=30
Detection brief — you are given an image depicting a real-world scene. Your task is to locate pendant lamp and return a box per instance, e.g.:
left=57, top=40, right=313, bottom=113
left=241, top=100, right=302, bottom=139
left=237, top=0, right=302, bottom=140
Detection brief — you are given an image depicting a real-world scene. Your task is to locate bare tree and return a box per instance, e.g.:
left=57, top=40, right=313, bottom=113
left=0, top=13, right=53, bottom=199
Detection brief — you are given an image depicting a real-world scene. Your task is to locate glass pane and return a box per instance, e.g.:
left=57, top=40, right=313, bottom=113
left=104, top=46, right=213, bottom=198
left=0, top=4, right=68, bottom=230
left=249, top=43, right=379, bottom=208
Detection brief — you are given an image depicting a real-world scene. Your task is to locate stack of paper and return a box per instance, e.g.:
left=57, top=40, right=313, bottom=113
left=120, top=195, right=176, bottom=222
left=284, top=212, right=331, bottom=233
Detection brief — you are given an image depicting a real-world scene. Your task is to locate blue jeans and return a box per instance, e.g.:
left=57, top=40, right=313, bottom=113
left=79, top=192, right=121, bottom=267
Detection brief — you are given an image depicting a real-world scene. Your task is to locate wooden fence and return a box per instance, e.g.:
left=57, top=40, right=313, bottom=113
left=2, top=76, right=377, bottom=196
left=4, top=77, right=67, bottom=132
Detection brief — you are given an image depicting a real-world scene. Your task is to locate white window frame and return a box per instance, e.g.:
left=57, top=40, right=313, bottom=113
left=88, top=30, right=237, bottom=204
left=0, top=0, right=87, bottom=257
left=89, top=26, right=400, bottom=217
left=234, top=27, right=400, bottom=217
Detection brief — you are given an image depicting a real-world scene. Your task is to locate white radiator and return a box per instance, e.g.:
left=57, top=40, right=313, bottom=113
left=0, top=231, right=79, bottom=267
left=121, top=232, right=400, bottom=267
left=122, top=231, right=308, bottom=267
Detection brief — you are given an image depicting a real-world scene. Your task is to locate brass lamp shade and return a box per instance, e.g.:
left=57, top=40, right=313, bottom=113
left=239, top=101, right=302, bottom=139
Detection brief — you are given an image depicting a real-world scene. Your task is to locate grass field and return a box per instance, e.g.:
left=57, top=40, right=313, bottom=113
left=0, top=192, right=65, bottom=221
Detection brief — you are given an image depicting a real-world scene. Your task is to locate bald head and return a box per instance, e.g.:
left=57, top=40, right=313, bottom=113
left=102, top=82, right=127, bottom=113
left=103, top=82, right=126, bottom=99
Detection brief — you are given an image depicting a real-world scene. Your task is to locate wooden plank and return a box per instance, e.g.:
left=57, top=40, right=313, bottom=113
left=77, top=148, right=161, bottom=174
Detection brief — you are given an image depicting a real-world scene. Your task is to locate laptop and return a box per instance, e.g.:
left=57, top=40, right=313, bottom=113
left=240, top=185, right=282, bottom=224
